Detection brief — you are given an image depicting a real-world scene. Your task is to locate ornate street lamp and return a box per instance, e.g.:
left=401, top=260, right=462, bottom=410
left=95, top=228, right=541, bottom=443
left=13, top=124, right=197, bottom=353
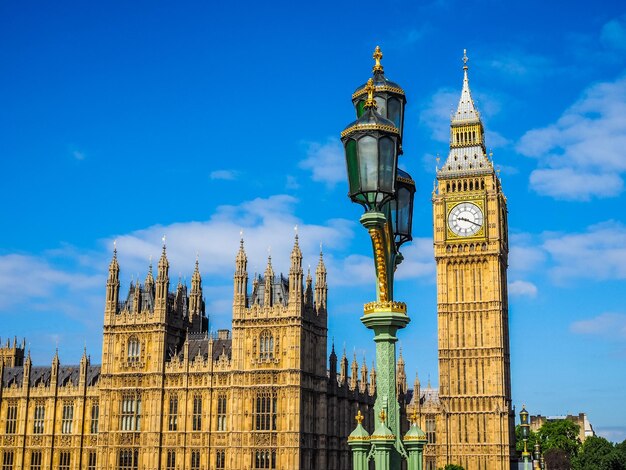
left=520, top=405, right=531, bottom=469
left=343, top=46, right=423, bottom=470
left=533, top=442, right=543, bottom=470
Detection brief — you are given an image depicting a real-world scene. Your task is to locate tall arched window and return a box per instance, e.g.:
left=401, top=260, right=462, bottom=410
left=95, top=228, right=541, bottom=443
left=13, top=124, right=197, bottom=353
left=127, top=337, right=140, bottom=362
left=259, top=330, right=274, bottom=360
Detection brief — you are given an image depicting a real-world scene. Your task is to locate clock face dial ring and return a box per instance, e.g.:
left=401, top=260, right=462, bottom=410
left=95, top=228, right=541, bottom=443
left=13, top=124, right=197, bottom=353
left=448, top=202, right=484, bottom=237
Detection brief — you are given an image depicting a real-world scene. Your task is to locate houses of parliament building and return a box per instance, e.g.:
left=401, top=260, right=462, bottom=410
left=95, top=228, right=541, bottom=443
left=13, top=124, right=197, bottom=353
left=0, top=50, right=515, bottom=470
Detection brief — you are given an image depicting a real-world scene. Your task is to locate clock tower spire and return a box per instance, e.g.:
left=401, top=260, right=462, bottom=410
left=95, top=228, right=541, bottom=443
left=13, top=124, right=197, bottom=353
left=432, top=50, right=515, bottom=470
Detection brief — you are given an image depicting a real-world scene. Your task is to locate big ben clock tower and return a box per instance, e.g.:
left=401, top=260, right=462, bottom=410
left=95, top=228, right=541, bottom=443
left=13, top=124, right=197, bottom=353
left=432, top=51, right=515, bottom=470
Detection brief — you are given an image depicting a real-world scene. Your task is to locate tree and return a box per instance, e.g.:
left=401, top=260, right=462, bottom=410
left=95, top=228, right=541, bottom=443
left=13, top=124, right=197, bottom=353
left=572, top=436, right=626, bottom=470
left=544, top=448, right=570, bottom=470
left=441, top=465, right=464, bottom=470
left=537, top=419, right=581, bottom=459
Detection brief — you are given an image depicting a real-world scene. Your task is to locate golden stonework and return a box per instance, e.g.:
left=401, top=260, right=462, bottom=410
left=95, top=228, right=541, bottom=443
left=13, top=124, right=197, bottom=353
left=363, top=301, right=407, bottom=315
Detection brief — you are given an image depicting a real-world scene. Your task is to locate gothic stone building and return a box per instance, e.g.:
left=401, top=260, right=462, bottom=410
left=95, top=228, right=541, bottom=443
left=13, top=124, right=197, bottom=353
left=407, top=53, right=516, bottom=470
left=0, top=236, right=376, bottom=470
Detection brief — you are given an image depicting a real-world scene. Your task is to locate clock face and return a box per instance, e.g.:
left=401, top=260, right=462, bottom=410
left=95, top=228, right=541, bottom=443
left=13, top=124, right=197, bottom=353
left=448, top=202, right=484, bottom=237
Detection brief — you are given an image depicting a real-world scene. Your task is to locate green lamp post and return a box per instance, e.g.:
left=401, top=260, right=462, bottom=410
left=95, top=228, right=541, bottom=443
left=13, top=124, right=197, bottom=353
left=520, top=406, right=531, bottom=469
left=342, top=47, right=421, bottom=470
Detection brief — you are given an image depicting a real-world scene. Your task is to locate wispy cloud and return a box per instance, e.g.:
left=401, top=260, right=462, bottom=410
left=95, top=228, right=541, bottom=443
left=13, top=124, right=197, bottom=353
left=485, top=50, right=555, bottom=81
left=72, top=150, right=85, bottom=161
left=570, top=312, right=626, bottom=340
left=509, top=280, right=538, bottom=297
left=600, top=15, right=626, bottom=51
left=299, top=138, right=345, bottom=187
left=518, top=74, right=626, bottom=200
left=209, top=169, right=239, bottom=180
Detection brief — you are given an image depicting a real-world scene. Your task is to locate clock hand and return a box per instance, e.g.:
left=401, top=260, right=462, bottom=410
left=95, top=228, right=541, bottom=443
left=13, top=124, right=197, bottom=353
left=458, top=216, right=481, bottom=227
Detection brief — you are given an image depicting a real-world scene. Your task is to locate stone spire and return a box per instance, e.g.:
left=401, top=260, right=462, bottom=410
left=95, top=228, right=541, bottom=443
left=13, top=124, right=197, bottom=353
left=156, top=236, right=170, bottom=310
left=350, top=353, right=359, bottom=390
left=144, top=256, right=155, bottom=295
left=189, top=255, right=203, bottom=328
left=234, top=235, right=248, bottom=308
left=438, top=49, right=493, bottom=177
left=263, top=252, right=274, bottom=307
left=397, top=347, right=407, bottom=395
left=288, top=230, right=303, bottom=305
left=106, top=241, right=120, bottom=313
left=369, top=361, right=377, bottom=395
left=329, top=340, right=337, bottom=382
left=315, top=246, right=327, bottom=309
left=304, top=266, right=313, bottom=306
left=339, top=348, right=349, bottom=386
left=413, top=372, right=422, bottom=411
left=360, top=356, right=368, bottom=393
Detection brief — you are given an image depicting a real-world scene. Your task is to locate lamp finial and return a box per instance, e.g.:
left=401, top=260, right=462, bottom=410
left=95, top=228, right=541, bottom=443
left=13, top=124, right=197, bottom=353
left=373, top=45, right=384, bottom=73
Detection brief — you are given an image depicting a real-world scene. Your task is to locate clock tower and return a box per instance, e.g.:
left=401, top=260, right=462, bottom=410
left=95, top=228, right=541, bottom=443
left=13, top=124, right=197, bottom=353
left=432, top=51, right=515, bottom=470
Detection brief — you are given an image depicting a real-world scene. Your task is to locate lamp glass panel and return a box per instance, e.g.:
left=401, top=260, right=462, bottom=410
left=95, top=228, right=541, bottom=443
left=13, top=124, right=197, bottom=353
left=345, top=139, right=360, bottom=195
left=378, top=136, right=395, bottom=193
left=375, top=96, right=386, bottom=118
left=358, top=135, right=378, bottom=192
left=356, top=100, right=365, bottom=118
left=396, top=186, right=410, bottom=236
left=388, top=97, right=401, bottom=129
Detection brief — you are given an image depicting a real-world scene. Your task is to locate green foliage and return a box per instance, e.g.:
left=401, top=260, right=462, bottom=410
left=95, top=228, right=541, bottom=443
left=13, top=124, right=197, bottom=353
left=572, top=436, right=626, bottom=470
left=442, top=465, right=464, bottom=470
left=544, top=448, right=570, bottom=470
left=537, top=419, right=581, bottom=458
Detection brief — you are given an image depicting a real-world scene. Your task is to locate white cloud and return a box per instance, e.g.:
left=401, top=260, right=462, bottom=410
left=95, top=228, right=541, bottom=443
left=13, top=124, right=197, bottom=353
left=543, top=221, right=626, bottom=282
left=209, top=169, right=239, bottom=180
left=0, top=254, right=102, bottom=310
left=299, top=138, right=345, bottom=186
left=529, top=168, right=623, bottom=201
left=508, top=280, right=538, bottom=297
left=395, top=238, right=436, bottom=280
left=518, top=75, right=626, bottom=199
left=570, top=312, right=626, bottom=340
left=72, top=150, right=85, bottom=161
left=419, top=88, right=457, bottom=143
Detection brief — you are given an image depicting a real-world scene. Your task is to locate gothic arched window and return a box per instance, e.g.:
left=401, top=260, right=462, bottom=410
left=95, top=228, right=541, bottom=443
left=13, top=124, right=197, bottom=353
left=127, top=337, right=140, bottom=362
left=259, top=330, right=274, bottom=360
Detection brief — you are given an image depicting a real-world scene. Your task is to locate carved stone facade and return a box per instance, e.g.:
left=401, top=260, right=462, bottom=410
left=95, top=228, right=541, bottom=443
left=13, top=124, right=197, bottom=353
left=0, top=236, right=375, bottom=470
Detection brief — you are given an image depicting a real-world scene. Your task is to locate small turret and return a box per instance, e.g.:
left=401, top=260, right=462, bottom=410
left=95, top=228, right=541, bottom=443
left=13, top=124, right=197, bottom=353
left=397, top=348, right=407, bottom=395
left=369, top=361, right=377, bottom=395
left=329, top=341, right=337, bottom=382
left=350, top=353, right=359, bottom=390
left=106, top=242, right=120, bottom=313
left=144, top=257, right=155, bottom=296
left=360, top=356, right=368, bottom=393
left=156, top=237, right=170, bottom=311
left=315, top=247, right=327, bottom=310
left=339, top=348, right=348, bottom=386
left=288, top=231, right=303, bottom=306
left=304, top=267, right=313, bottom=307
left=189, top=256, right=204, bottom=329
left=234, top=236, right=248, bottom=307
left=413, top=372, right=421, bottom=413
left=263, top=254, right=274, bottom=307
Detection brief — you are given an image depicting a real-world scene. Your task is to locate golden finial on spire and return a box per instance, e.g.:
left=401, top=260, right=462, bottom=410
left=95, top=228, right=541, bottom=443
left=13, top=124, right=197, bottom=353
left=355, top=410, right=364, bottom=425
left=463, top=49, right=469, bottom=70
left=410, top=408, right=418, bottom=425
left=373, top=45, right=384, bottom=73
left=364, top=78, right=377, bottom=109
left=379, top=409, right=386, bottom=423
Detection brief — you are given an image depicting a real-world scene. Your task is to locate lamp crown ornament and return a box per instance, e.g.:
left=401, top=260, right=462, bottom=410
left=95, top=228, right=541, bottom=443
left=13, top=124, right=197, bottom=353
left=373, top=45, right=384, bottom=73
left=364, top=78, right=377, bottom=109
left=355, top=410, right=364, bottom=425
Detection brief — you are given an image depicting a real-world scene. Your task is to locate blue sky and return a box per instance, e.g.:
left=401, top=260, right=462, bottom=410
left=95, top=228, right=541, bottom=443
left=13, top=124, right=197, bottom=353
left=1, top=0, right=626, bottom=442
